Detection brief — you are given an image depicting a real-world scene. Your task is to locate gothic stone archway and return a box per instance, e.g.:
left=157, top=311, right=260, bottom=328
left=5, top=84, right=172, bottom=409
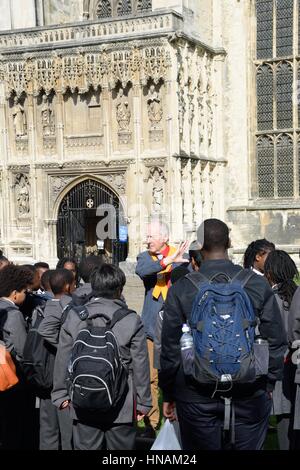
left=57, top=178, right=127, bottom=265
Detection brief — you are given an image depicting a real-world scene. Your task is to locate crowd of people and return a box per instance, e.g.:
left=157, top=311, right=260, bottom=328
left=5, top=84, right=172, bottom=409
left=0, top=218, right=299, bottom=451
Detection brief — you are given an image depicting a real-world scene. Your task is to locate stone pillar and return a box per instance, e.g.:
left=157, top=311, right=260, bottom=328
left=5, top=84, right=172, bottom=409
left=191, top=159, right=203, bottom=231
left=127, top=82, right=143, bottom=260
left=181, top=158, right=193, bottom=234
left=35, top=0, right=44, bottom=26
left=27, top=94, right=36, bottom=162
left=102, top=87, right=111, bottom=163
left=0, top=80, right=8, bottom=248
left=55, top=93, right=64, bottom=162
left=169, top=157, right=184, bottom=243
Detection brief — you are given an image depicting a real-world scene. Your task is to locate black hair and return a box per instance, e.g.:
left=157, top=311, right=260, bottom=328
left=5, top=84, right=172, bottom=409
left=79, top=255, right=104, bottom=283
left=49, top=269, right=75, bottom=296
left=91, top=264, right=126, bottom=299
left=56, top=257, right=79, bottom=284
left=264, top=250, right=298, bottom=308
left=0, top=265, right=34, bottom=297
left=189, top=250, right=203, bottom=268
left=171, top=266, right=190, bottom=284
left=243, top=239, right=275, bottom=269
left=198, top=219, right=230, bottom=252
left=41, top=269, right=54, bottom=292
left=34, top=262, right=50, bottom=270
left=21, top=264, right=36, bottom=273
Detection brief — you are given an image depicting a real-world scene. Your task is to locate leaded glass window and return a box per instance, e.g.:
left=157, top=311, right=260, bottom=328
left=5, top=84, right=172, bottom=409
left=276, top=61, right=293, bottom=129
left=137, top=0, right=152, bottom=12
left=257, top=136, right=275, bottom=198
left=117, top=0, right=132, bottom=16
left=277, top=134, right=294, bottom=197
left=255, top=0, right=299, bottom=199
left=96, top=0, right=112, bottom=18
left=276, top=0, right=293, bottom=57
left=257, top=64, right=273, bottom=131
left=256, top=0, right=273, bottom=59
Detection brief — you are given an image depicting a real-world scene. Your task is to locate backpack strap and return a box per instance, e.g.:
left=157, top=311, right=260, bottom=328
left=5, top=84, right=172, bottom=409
left=186, top=272, right=209, bottom=290
left=110, top=307, right=135, bottom=329
left=230, top=269, right=254, bottom=288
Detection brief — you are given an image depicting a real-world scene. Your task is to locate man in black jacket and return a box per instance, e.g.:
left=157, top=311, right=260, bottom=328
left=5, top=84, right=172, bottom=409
left=159, top=219, right=287, bottom=450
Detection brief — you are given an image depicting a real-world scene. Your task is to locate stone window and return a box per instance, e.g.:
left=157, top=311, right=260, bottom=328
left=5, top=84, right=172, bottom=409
left=117, top=0, right=132, bottom=16
left=96, top=0, right=112, bottom=18
left=255, top=0, right=298, bottom=199
left=136, top=0, right=152, bottom=12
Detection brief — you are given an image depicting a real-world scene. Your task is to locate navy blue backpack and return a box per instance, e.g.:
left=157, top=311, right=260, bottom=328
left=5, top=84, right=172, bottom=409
left=186, top=269, right=257, bottom=386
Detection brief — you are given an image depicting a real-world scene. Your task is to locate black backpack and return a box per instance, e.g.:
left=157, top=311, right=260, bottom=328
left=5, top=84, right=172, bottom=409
left=68, top=306, right=131, bottom=413
left=22, top=304, right=57, bottom=397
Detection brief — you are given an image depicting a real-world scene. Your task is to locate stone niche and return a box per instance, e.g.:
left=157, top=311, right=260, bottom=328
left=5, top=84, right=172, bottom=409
left=112, top=82, right=133, bottom=150
left=63, top=88, right=104, bottom=156
left=8, top=95, right=29, bottom=158
left=37, top=92, right=57, bottom=157
left=142, top=79, right=165, bottom=151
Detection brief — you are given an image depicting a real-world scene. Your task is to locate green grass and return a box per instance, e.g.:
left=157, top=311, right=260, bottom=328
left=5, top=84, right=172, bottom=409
left=264, top=416, right=279, bottom=450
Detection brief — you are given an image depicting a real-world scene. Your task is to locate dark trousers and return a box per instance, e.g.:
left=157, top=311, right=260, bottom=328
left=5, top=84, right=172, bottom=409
left=73, top=420, right=136, bottom=450
left=39, top=398, right=73, bottom=450
left=176, top=392, right=272, bottom=450
left=0, top=387, right=38, bottom=450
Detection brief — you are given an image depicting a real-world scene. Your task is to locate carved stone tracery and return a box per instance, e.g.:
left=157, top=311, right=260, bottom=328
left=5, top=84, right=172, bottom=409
left=2, top=45, right=171, bottom=99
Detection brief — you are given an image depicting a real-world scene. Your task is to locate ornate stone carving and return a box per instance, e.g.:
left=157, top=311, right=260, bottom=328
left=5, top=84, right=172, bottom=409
left=64, top=135, right=103, bottom=155
left=41, top=95, right=55, bottom=136
left=50, top=175, right=75, bottom=203
left=147, top=84, right=163, bottom=143
left=116, top=87, right=131, bottom=131
left=14, top=173, right=30, bottom=217
left=148, top=167, right=165, bottom=213
left=3, top=44, right=172, bottom=99
left=12, top=97, right=27, bottom=137
left=102, top=173, right=126, bottom=194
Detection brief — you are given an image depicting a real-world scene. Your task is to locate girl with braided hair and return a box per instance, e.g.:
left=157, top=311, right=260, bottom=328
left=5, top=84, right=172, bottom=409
left=243, top=238, right=275, bottom=275
left=264, top=250, right=298, bottom=450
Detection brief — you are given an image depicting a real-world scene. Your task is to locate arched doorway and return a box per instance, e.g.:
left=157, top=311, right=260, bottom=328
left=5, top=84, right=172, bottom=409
left=57, top=178, right=128, bottom=265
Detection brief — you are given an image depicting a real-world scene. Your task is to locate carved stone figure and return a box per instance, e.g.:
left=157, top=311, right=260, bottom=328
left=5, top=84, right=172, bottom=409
left=150, top=167, right=164, bottom=213
left=16, top=174, right=30, bottom=216
left=12, top=97, right=27, bottom=137
left=147, top=84, right=163, bottom=128
left=41, top=95, right=55, bottom=136
left=116, top=88, right=131, bottom=131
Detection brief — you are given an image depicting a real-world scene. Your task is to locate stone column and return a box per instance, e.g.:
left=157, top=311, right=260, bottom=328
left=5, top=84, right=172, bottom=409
left=127, top=82, right=143, bottom=260
left=181, top=158, right=193, bottom=234
left=0, top=80, right=9, bottom=248
left=191, top=159, right=203, bottom=231
left=102, top=86, right=111, bottom=163
left=169, top=157, right=184, bottom=243
left=55, top=92, right=64, bottom=162
left=27, top=94, right=36, bottom=161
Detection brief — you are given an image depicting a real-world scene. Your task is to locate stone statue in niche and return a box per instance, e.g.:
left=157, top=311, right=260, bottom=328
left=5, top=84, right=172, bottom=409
left=147, top=84, right=163, bottom=128
left=12, top=97, right=27, bottom=137
left=15, top=174, right=30, bottom=216
left=41, top=95, right=55, bottom=136
left=116, top=88, right=131, bottom=131
left=150, top=167, right=165, bottom=213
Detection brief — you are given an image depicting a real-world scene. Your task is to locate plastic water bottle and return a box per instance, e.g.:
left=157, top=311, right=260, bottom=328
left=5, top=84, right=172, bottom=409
left=180, top=323, right=194, bottom=375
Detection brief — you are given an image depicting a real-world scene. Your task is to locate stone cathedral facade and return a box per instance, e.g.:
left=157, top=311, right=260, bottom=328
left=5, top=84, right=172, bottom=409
left=0, top=0, right=299, bottom=266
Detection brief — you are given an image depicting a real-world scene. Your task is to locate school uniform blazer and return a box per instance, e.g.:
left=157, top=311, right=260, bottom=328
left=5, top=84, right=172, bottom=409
left=51, top=297, right=152, bottom=424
